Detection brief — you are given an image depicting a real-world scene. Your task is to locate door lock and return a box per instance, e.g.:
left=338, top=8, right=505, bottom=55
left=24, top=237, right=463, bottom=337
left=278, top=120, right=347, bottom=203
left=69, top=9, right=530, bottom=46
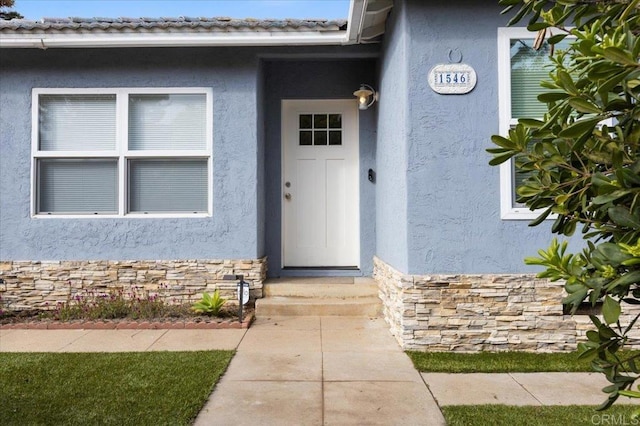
left=284, top=193, right=292, bottom=200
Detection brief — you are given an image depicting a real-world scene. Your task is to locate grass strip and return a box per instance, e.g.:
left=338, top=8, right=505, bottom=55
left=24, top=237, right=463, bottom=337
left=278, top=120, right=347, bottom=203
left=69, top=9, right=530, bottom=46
left=442, top=404, right=640, bottom=426
left=1, top=351, right=233, bottom=425
left=407, top=351, right=595, bottom=373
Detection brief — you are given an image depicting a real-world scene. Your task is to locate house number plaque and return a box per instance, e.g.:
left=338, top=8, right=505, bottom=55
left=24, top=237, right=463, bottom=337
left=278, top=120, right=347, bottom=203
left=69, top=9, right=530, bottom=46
left=428, top=63, right=477, bottom=94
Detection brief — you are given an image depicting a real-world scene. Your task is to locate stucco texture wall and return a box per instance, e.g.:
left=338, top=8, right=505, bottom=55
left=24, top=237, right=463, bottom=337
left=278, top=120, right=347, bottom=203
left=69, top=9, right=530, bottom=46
left=0, top=45, right=380, bottom=272
left=0, top=47, right=262, bottom=261
left=376, top=0, right=410, bottom=273
left=379, top=0, right=576, bottom=275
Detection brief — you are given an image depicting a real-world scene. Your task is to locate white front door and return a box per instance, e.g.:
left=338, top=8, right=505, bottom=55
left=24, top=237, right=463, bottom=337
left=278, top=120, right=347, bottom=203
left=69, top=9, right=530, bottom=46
left=282, top=100, right=359, bottom=268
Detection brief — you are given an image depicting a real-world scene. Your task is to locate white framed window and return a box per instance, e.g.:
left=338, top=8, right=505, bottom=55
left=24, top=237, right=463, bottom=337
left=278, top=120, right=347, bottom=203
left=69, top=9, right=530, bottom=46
left=497, top=27, right=568, bottom=220
left=31, top=88, right=213, bottom=218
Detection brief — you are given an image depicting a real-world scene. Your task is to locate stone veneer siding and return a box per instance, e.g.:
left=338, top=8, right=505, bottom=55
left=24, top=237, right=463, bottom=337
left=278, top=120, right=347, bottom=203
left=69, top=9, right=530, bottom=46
left=374, top=256, right=640, bottom=352
left=0, top=258, right=267, bottom=311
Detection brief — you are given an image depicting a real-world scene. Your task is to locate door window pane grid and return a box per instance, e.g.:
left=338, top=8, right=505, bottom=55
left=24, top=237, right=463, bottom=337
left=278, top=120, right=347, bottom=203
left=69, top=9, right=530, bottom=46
left=298, top=113, right=342, bottom=146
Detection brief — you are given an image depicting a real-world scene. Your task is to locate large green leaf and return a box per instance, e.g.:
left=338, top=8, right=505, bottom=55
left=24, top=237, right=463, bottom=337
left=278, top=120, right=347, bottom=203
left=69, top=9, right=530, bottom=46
left=528, top=22, right=551, bottom=31
left=568, top=97, right=602, bottom=114
left=609, top=206, right=640, bottom=229
left=593, top=190, right=634, bottom=205
left=490, top=134, right=517, bottom=149
left=602, top=47, right=640, bottom=66
left=599, top=70, right=631, bottom=96
left=489, top=152, right=515, bottom=166
left=507, top=1, right=533, bottom=26
left=538, top=92, right=571, bottom=103
left=548, top=33, right=568, bottom=44
left=558, top=70, right=579, bottom=95
left=602, top=296, right=621, bottom=324
left=620, top=168, right=640, bottom=186
left=558, top=117, right=603, bottom=138
left=607, top=271, right=640, bottom=290
left=562, top=287, right=588, bottom=309
left=518, top=118, right=546, bottom=128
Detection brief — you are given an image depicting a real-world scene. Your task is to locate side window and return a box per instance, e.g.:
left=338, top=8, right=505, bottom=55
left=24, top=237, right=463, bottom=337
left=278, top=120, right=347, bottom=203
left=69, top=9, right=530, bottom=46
left=497, top=27, right=569, bottom=219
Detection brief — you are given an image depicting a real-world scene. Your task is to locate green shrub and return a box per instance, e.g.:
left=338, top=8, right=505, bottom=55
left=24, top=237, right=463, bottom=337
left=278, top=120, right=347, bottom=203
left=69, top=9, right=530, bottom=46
left=192, top=290, right=227, bottom=316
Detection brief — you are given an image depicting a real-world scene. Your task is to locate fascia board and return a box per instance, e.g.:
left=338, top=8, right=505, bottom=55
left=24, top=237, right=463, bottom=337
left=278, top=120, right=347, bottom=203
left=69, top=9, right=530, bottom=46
left=0, top=32, right=349, bottom=48
left=346, top=0, right=368, bottom=44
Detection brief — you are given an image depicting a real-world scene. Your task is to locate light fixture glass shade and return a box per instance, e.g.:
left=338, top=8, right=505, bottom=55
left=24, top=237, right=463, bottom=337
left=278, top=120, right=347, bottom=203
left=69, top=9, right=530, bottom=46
left=353, top=84, right=377, bottom=110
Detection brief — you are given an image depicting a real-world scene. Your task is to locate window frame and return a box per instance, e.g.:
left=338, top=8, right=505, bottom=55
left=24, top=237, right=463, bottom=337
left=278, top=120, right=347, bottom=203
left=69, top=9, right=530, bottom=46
left=31, top=87, right=213, bottom=218
left=498, top=27, right=556, bottom=220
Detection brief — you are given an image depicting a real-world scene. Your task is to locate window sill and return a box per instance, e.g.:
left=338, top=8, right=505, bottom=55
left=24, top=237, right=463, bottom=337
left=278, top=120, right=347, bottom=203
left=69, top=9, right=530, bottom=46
left=501, top=208, right=556, bottom=221
left=32, top=213, right=211, bottom=219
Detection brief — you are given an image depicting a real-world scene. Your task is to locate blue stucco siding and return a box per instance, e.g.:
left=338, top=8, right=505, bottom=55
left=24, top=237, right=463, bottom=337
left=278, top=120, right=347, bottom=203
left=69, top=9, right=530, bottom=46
left=1, top=4, right=574, bottom=276
left=378, top=0, right=574, bottom=275
left=0, top=46, right=379, bottom=268
left=262, top=59, right=378, bottom=277
left=376, top=0, right=410, bottom=273
left=0, top=47, right=262, bottom=261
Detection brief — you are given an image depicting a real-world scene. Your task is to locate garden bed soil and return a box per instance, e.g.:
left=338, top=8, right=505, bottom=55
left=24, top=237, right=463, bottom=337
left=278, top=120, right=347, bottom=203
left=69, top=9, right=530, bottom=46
left=0, top=307, right=254, bottom=330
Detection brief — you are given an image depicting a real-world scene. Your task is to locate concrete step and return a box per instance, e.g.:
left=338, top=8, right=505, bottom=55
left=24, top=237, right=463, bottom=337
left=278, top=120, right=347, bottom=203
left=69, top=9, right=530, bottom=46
left=263, top=277, right=378, bottom=299
left=256, top=277, right=381, bottom=317
left=256, top=296, right=382, bottom=317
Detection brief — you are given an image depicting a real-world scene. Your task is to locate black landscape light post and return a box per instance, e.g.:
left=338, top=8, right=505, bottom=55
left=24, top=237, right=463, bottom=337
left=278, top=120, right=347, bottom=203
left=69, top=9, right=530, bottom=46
left=223, top=274, right=249, bottom=324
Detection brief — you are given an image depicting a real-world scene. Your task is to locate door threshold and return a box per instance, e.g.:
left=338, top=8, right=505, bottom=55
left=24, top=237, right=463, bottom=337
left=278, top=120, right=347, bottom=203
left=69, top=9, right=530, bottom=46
left=280, top=267, right=362, bottom=277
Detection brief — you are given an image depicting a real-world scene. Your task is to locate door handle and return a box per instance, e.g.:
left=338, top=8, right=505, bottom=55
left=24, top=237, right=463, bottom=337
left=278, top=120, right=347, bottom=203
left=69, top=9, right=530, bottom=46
left=284, top=193, right=292, bottom=200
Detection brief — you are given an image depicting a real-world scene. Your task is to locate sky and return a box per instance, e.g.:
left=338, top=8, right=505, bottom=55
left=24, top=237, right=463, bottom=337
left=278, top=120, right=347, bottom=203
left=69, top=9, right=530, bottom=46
left=12, top=0, right=351, bottom=20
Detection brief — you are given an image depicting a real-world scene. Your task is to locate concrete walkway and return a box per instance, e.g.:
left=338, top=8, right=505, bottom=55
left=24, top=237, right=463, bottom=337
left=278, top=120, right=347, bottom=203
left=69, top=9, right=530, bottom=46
left=194, top=316, right=443, bottom=425
left=2, top=316, right=639, bottom=425
left=423, top=372, right=640, bottom=407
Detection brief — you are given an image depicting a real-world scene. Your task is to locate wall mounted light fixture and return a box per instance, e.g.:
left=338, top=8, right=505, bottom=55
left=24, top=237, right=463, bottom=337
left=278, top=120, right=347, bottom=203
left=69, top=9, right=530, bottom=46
left=353, top=84, right=378, bottom=110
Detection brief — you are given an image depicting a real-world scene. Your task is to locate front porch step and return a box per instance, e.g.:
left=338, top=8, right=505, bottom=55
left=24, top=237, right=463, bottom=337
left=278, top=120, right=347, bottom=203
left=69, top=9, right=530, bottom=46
left=255, top=277, right=381, bottom=317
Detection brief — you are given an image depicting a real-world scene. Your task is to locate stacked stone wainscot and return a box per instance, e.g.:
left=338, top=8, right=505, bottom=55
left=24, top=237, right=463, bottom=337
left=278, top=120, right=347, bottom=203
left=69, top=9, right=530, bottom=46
left=373, top=256, right=640, bottom=352
left=0, top=258, right=267, bottom=311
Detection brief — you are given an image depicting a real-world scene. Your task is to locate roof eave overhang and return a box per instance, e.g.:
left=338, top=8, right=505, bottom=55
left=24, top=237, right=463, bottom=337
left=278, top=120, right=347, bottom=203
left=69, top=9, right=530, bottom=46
left=345, top=0, right=367, bottom=44
left=0, top=31, right=350, bottom=48
left=0, top=0, right=386, bottom=49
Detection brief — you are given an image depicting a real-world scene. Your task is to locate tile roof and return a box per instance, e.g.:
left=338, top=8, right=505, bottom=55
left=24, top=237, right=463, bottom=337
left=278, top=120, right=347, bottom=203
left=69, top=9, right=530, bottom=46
left=0, top=17, right=348, bottom=33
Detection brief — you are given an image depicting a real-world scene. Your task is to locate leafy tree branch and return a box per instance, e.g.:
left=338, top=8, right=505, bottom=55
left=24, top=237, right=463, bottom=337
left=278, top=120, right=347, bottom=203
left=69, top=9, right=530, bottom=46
left=0, top=0, right=22, bottom=20
left=490, top=0, right=640, bottom=410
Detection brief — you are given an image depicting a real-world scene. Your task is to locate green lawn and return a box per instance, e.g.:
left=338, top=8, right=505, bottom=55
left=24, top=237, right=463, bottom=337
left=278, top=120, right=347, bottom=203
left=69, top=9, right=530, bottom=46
left=407, top=351, right=595, bottom=373
left=0, top=351, right=234, bottom=425
left=442, top=405, right=640, bottom=426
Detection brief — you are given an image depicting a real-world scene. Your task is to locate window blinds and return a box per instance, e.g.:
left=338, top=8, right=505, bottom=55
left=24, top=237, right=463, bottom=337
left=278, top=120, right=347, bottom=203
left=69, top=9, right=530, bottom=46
left=38, top=159, right=118, bottom=214
left=35, top=91, right=210, bottom=215
left=128, top=94, right=207, bottom=150
left=509, top=40, right=572, bottom=208
left=510, top=39, right=572, bottom=119
left=128, top=159, right=208, bottom=213
left=39, top=95, right=116, bottom=151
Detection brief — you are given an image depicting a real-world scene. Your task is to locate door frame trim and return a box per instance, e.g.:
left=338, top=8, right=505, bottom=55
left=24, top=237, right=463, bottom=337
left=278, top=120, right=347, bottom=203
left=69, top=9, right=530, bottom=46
left=280, top=99, right=360, bottom=269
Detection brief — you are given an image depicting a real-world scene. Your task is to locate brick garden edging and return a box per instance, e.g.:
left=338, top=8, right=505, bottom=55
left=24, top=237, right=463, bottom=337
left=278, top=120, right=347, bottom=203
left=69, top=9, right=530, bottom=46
left=0, top=313, right=254, bottom=330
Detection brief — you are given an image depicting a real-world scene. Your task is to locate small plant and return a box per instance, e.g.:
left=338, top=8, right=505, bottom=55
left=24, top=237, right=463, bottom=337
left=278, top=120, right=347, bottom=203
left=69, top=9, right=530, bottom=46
left=192, top=290, right=226, bottom=316
left=45, top=284, right=191, bottom=321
